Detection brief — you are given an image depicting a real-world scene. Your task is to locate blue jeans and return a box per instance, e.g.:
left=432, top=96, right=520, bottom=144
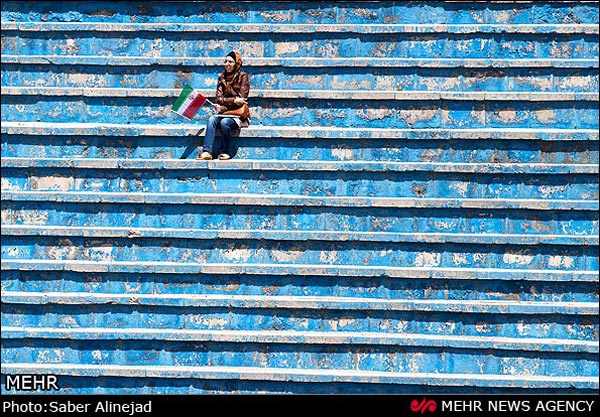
left=201, top=116, right=238, bottom=156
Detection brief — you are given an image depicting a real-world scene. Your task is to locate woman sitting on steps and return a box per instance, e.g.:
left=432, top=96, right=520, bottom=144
left=197, top=51, right=251, bottom=161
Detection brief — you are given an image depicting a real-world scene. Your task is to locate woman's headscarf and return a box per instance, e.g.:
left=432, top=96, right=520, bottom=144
left=224, top=51, right=243, bottom=95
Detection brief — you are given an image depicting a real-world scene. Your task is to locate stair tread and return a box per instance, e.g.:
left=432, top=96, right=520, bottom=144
left=3, top=190, right=597, bottom=211
left=3, top=290, right=597, bottom=315
left=3, top=157, right=597, bottom=173
left=3, top=54, right=598, bottom=68
left=2, top=326, right=596, bottom=352
left=2, top=363, right=597, bottom=388
left=3, top=21, right=598, bottom=34
left=3, top=86, right=598, bottom=101
left=3, top=259, right=595, bottom=281
left=3, top=121, right=597, bottom=140
left=2, top=225, right=597, bottom=246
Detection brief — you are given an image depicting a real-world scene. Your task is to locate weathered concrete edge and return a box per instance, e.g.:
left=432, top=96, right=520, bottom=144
left=2, top=327, right=597, bottom=353
left=2, top=291, right=597, bottom=315
left=1, top=363, right=597, bottom=388
left=3, top=122, right=597, bottom=141
left=3, top=157, right=598, bottom=174
left=2, top=260, right=596, bottom=282
left=3, top=55, right=598, bottom=68
left=3, top=191, right=597, bottom=211
left=3, top=87, right=598, bottom=102
left=2, top=22, right=599, bottom=34
left=2, top=225, right=597, bottom=246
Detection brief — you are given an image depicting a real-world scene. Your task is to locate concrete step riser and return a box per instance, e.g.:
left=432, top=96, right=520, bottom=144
left=3, top=235, right=597, bottom=271
left=3, top=168, right=597, bottom=200
left=3, top=270, right=598, bottom=303
left=3, top=1, right=596, bottom=25
left=2, top=98, right=598, bottom=129
left=3, top=65, right=597, bottom=92
left=3, top=303, right=597, bottom=339
left=2, top=0, right=598, bottom=395
left=3, top=136, right=598, bottom=164
left=4, top=202, right=596, bottom=236
left=3, top=32, right=597, bottom=60
left=2, top=339, right=596, bottom=376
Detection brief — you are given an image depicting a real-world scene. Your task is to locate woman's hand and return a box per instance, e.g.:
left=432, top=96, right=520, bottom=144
left=213, top=103, right=226, bottom=112
left=233, top=97, right=247, bottom=106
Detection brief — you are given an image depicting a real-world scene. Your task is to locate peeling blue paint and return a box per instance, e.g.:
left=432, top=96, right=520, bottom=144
left=1, top=1, right=598, bottom=394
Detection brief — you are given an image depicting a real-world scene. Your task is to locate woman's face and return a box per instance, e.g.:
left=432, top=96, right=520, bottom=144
left=224, top=56, right=236, bottom=73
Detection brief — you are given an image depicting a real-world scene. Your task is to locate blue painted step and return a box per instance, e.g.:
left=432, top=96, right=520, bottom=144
left=1, top=363, right=596, bottom=394
left=2, top=268, right=598, bottom=302
left=2, top=336, right=597, bottom=377
left=2, top=234, right=598, bottom=271
left=1, top=161, right=597, bottom=200
left=1, top=0, right=598, bottom=395
left=3, top=200, right=597, bottom=239
left=3, top=126, right=598, bottom=163
left=2, top=1, right=598, bottom=25
left=3, top=25, right=597, bottom=60
left=3, top=65, right=598, bottom=93
left=2, top=95, right=598, bottom=128
left=2, top=294, right=597, bottom=336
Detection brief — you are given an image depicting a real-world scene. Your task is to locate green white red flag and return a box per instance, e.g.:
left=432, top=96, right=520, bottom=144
left=172, top=85, right=209, bottom=119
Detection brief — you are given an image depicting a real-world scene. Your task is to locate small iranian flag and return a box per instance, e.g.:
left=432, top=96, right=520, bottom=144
left=172, top=85, right=210, bottom=119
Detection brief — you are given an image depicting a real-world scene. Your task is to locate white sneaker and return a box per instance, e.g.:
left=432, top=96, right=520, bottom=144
left=197, top=151, right=212, bottom=160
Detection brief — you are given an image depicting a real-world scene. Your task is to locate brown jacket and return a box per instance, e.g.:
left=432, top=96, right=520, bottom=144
left=215, top=71, right=250, bottom=120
